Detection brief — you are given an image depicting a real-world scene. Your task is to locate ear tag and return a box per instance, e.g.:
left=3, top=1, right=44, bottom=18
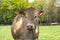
left=39, top=13, right=43, bottom=16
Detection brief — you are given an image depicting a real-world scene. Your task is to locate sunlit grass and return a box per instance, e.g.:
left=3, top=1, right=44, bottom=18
left=0, top=25, right=60, bottom=40
left=39, top=25, right=60, bottom=40
left=0, top=25, right=13, bottom=40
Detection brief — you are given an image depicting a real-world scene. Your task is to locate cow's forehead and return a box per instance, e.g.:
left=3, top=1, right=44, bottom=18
left=25, top=7, right=37, bottom=15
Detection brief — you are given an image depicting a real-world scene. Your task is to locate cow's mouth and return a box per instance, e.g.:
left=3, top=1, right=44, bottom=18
left=27, top=28, right=34, bottom=30
left=27, top=29, right=35, bottom=33
left=26, top=25, right=36, bottom=31
left=27, top=26, right=36, bottom=31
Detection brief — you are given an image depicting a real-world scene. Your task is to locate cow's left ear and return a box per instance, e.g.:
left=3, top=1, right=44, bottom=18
left=38, top=10, right=43, bottom=16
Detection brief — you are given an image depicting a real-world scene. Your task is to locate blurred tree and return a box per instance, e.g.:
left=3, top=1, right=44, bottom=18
left=0, top=0, right=30, bottom=24
left=0, top=0, right=60, bottom=25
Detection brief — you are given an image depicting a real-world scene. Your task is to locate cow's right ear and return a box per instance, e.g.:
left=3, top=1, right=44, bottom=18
left=38, top=10, right=43, bottom=16
left=19, top=10, right=25, bottom=16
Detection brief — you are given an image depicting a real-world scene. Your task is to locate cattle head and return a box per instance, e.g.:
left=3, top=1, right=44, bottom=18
left=11, top=7, right=43, bottom=40
left=24, top=7, right=43, bottom=31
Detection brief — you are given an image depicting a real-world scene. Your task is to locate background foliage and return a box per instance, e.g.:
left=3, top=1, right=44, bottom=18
left=0, top=0, right=60, bottom=25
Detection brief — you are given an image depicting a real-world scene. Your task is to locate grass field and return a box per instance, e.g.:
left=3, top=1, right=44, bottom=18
left=0, top=25, right=60, bottom=40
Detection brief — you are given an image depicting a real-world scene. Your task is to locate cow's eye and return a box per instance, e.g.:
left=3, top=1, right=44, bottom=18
left=34, top=16, right=37, bottom=18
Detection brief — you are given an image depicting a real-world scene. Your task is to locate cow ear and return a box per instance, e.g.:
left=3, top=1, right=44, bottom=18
left=19, top=10, right=25, bottom=16
left=38, top=10, right=43, bottom=16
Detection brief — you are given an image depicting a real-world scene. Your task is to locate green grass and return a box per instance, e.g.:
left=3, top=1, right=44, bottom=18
left=0, top=25, right=13, bottom=40
left=39, top=25, right=60, bottom=40
left=0, top=25, right=60, bottom=40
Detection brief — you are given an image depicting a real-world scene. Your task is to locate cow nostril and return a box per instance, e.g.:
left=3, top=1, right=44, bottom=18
left=31, top=26, right=33, bottom=28
left=30, top=25, right=35, bottom=29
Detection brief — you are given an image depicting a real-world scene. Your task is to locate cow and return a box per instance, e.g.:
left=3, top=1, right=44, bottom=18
left=11, top=7, right=42, bottom=40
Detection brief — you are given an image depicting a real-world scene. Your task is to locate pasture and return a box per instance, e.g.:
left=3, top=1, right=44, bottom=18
left=0, top=25, right=60, bottom=40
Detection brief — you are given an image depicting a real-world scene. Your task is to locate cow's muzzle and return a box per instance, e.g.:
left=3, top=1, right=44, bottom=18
left=27, top=24, right=35, bottom=30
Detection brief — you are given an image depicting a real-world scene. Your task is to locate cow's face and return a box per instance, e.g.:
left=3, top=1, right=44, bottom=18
left=25, top=7, right=39, bottom=30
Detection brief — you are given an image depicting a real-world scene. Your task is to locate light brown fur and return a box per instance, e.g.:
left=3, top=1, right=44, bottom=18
left=11, top=7, right=40, bottom=40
